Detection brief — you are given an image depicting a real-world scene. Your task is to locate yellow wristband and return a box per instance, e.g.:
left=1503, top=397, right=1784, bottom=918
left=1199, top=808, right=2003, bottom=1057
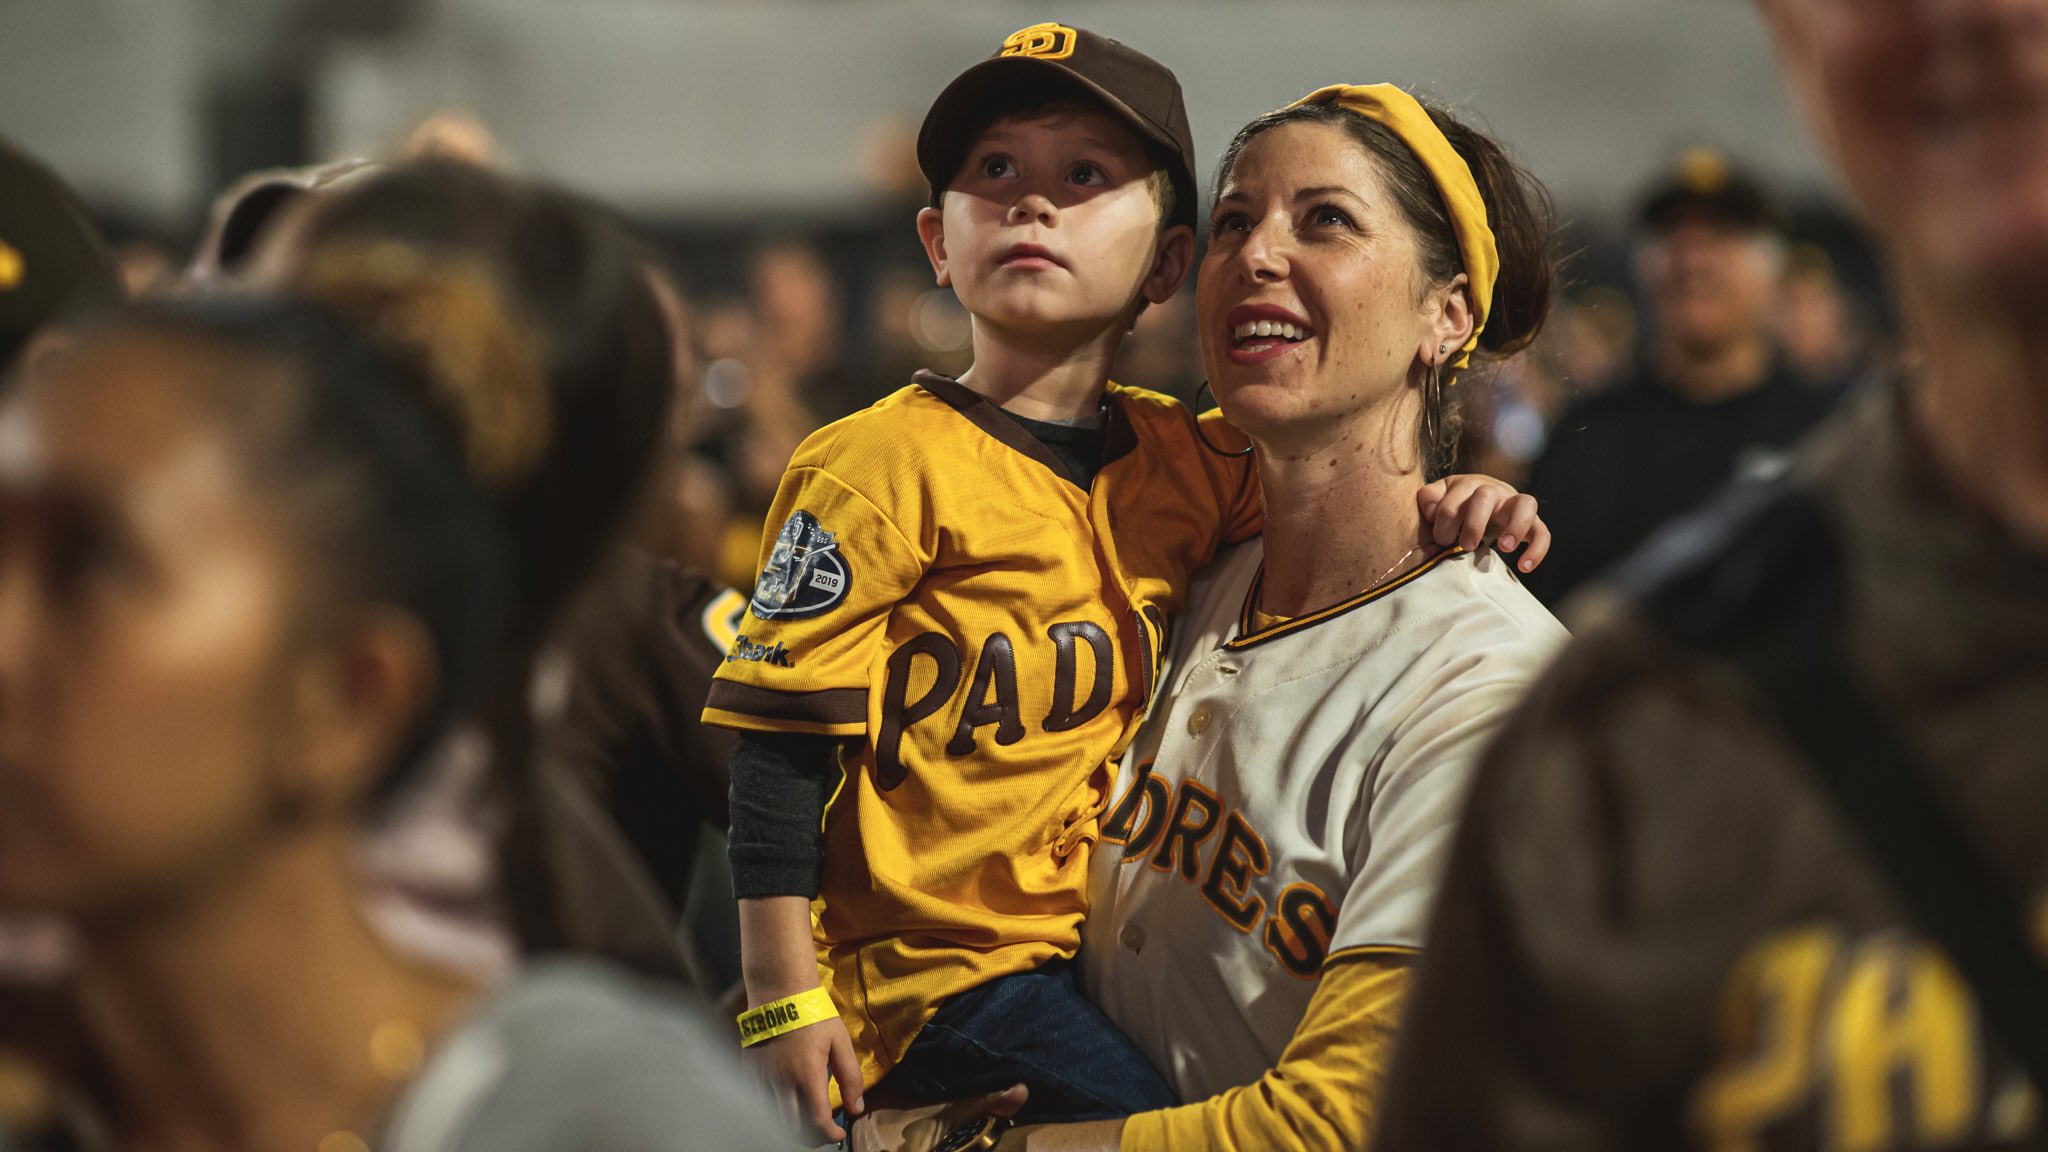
left=736, top=986, right=838, bottom=1048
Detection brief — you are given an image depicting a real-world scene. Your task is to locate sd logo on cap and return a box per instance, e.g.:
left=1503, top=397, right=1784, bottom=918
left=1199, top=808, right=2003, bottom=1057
left=1000, top=22, right=1076, bottom=60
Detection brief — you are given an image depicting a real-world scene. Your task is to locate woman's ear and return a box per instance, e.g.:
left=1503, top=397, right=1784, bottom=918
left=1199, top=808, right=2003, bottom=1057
left=916, top=206, right=952, bottom=288
left=277, top=609, right=437, bottom=817
left=1419, top=272, right=1476, bottom=367
left=1142, top=223, right=1197, bottom=305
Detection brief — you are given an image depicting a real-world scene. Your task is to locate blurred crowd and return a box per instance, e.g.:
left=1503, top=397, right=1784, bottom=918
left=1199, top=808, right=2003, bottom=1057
left=10, top=0, right=2025, bottom=1137
left=85, top=114, right=1895, bottom=607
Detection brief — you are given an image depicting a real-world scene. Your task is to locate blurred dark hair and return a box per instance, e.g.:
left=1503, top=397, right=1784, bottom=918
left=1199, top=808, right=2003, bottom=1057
left=288, top=162, right=675, bottom=687
left=1215, top=95, right=1556, bottom=477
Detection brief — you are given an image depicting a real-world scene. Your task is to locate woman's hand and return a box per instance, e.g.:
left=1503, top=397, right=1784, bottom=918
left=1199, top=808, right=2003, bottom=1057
left=1417, top=474, right=1552, bottom=573
left=851, top=1085, right=1029, bottom=1152
left=745, top=1014, right=866, bottom=1145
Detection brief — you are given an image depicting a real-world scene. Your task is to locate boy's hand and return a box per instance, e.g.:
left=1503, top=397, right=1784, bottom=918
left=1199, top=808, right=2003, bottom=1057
left=852, top=1085, right=1029, bottom=1152
left=747, top=1010, right=866, bottom=1145
left=1417, top=474, right=1552, bottom=574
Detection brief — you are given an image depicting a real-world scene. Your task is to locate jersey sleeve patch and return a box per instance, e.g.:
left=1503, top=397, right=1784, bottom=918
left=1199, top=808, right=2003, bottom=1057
left=751, top=510, right=852, bottom=620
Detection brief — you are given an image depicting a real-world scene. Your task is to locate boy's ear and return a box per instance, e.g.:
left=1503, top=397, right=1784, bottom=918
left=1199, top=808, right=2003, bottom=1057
left=1142, top=223, right=1196, bottom=306
left=916, top=205, right=952, bottom=288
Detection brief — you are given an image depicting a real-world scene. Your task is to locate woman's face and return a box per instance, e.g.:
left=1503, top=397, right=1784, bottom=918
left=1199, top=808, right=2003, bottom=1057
left=1199, top=120, right=1441, bottom=451
left=1768, top=0, right=2048, bottom=298
left=0, top=334, right=308, bottom=916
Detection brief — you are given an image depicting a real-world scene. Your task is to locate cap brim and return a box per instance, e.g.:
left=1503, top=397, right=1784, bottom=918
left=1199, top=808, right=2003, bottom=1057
left=916, top=56, right=1192, bottom=222
left=1639, top=187, right=1782, bottom=235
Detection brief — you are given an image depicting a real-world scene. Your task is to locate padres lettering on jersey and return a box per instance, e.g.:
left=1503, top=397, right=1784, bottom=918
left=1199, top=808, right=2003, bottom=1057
left=703, top=371, right=1259, bottom=1087
left=1083, top=541, right=1566, bottom=1103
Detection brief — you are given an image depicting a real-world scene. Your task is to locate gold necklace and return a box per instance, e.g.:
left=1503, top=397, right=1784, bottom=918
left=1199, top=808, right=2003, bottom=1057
left=318, top=1018, right=426, bottom=1152
left=1363, top=545, right=1423, bottom=594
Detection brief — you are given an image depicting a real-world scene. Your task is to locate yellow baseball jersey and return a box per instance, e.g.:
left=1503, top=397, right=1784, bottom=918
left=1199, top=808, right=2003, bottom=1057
left=704, top=371, right=1259, bottom=1086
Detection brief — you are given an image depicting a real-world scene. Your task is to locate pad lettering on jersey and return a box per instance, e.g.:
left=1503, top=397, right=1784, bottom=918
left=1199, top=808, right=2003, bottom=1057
left=1045, top=622, right=1114, bottom=732
left=752, top=510, right=851, bottom=619
left=873, top=621, right=1119, bottom=789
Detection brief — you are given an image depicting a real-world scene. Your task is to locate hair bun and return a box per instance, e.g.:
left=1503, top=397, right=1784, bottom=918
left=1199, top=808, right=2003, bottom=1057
left=291, top=240, right=550, bottom=487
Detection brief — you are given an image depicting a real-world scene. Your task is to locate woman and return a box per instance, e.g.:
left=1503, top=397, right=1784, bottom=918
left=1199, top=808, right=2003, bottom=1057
left=0, top=185, right=787, bottom=1150
left=1371, top=0, right=2048, bottom=1146
left=264, top=163, right=716, bottom=986
left=860, top=83, right=1566, bottom=1151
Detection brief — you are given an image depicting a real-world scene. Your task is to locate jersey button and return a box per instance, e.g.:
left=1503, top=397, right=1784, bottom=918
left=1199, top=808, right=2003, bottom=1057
left=1188, top=707, right=1212, bottom=735
left=1120, top=924, right=1145, bottom=953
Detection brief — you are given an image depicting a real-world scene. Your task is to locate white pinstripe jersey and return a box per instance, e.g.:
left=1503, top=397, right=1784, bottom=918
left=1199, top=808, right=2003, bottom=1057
left=1081, top=539, right=1567, bottom=1102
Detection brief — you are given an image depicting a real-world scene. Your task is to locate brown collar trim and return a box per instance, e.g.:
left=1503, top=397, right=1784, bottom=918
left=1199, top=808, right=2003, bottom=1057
left=912, top=370, right=1090, bottom=486
left=1227, top=547, right=1466, bottom=650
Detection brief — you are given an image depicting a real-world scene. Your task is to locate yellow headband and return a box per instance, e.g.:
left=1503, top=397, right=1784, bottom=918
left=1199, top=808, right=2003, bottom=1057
left=1288, top=83, right=1499, bottom=372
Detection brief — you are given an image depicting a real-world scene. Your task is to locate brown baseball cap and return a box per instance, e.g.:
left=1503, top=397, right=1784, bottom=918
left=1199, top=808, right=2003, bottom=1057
left=0, top=137, right=121, bottom=374
left=917, top=22, right=1198, bottom=229
left=1637, top=148, right=1786, bottom=237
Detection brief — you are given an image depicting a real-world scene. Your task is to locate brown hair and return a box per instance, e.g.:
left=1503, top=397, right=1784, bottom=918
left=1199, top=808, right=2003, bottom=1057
left=1215, top=95, right=1557, bottom=477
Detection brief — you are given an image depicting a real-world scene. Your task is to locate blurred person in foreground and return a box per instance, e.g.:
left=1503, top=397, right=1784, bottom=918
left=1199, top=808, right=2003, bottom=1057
left=0, top=207, right=789, bottom=1151
left=267, top=165, right=739, bottom=986
left=0, top=143, right=125, bottom=956
left=1373, top=0, right=2048, bottom=1147
left=1523, top=151, right=1833, bottom=606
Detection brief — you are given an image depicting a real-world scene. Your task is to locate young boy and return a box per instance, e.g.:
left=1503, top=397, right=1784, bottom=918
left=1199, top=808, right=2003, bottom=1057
left=705, top=23, right=1527, bottom=1141
left=704, top=23, right=1239, bottom=1139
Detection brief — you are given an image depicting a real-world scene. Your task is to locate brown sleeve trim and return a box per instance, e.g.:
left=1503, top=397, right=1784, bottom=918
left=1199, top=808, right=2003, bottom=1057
left=706, top=680, right=868, bottom=726
left=1322, top=943, right=1422, bottom=970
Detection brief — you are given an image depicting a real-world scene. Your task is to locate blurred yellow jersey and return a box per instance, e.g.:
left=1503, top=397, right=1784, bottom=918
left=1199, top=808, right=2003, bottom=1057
left=704, top=371, right=1259, bottom=1086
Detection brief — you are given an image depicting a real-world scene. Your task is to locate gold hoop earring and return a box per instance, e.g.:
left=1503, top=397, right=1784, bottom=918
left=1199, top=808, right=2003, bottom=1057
left=1193, top=379, right=1255, bottom=458
left=1421, top=348, right=1446, bottom=468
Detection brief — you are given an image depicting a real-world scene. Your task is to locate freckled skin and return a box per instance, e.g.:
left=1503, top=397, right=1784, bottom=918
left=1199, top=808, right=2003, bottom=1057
left=1197, top=121, right=1450, bottom=459
left=924, top=108, right=1170, bottom=342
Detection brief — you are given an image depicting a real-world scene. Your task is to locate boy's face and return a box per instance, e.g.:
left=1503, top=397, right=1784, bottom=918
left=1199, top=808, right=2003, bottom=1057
left=918, top=107, right=1187, bottom=339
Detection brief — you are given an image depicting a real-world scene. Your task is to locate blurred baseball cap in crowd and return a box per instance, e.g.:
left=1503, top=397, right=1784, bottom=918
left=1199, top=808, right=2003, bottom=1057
left=0, top=137, right=122, bottom=374
left=187, top=158, right=381, bottom=283
left=917, top=21, right=1198, bottom=229
left=1637, top=148, right=1787, bottom=237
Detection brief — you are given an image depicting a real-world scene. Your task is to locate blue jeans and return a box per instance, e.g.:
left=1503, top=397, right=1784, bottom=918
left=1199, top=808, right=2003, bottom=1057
left=878, top=958, right=1177, bottom=1124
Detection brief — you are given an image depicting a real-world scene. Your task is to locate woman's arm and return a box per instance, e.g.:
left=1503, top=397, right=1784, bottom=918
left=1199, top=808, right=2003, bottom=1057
left=1106, top=952, right=1412, bottom=1152
left=895, top=954, right=1410, bottom=1152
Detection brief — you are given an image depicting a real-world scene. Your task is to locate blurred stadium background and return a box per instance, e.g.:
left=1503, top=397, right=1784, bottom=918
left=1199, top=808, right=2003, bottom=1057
left=2, top=0, right=1887, bottom=591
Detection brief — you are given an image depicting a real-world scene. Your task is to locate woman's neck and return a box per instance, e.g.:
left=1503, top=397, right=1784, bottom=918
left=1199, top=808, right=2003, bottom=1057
left=77, top=829, right=477, bottom=1152
left=1904, top=279, right=2048, bottom=546
left=958, top=316, right=1129, bottom=423
left=1253, top=402, right=1430, bottom=618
